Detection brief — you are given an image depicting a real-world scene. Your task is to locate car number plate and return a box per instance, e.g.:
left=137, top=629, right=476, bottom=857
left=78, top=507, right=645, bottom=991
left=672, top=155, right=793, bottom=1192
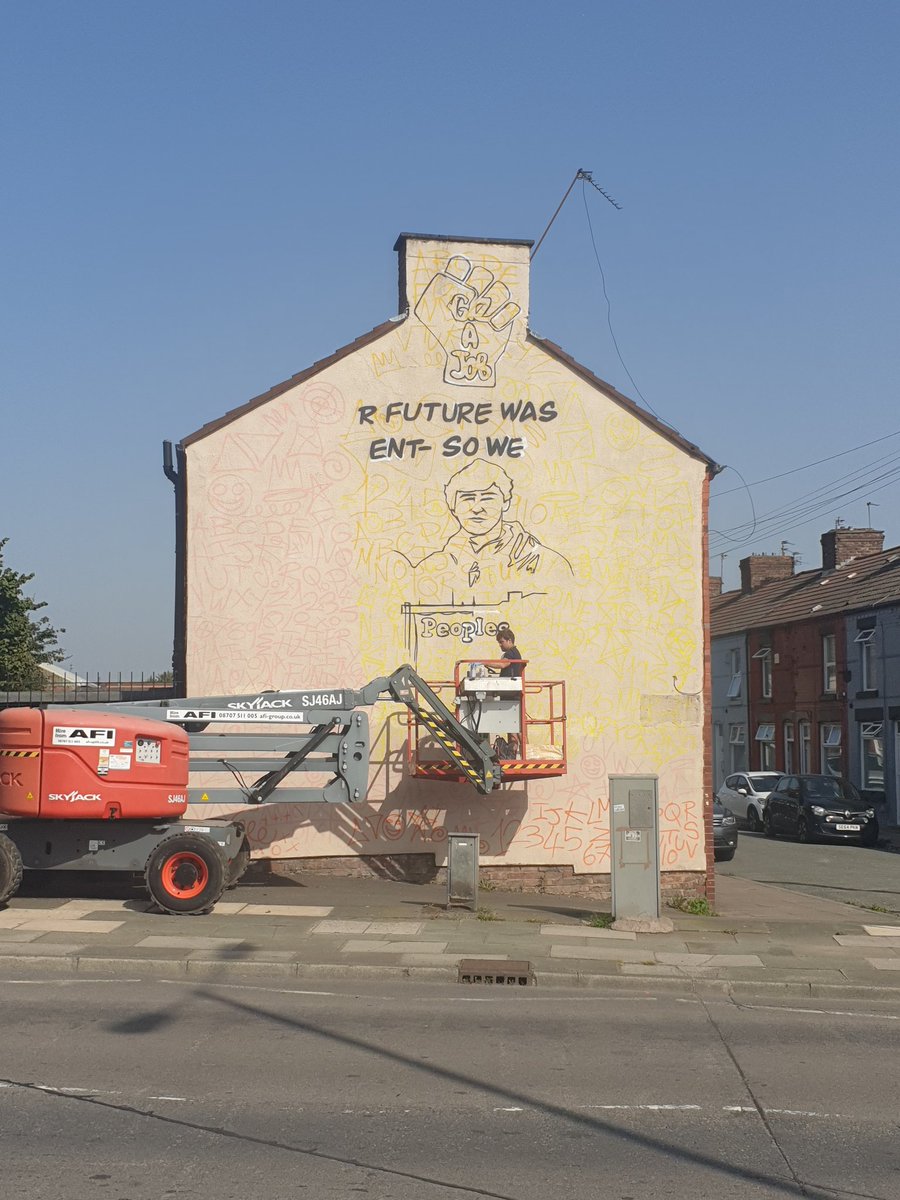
left=836, top=823, right=861, bottom=831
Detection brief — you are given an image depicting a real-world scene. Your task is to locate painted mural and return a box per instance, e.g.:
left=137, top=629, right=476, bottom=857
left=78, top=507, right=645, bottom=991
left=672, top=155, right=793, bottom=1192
left=183, top=236, right=709, bottom=874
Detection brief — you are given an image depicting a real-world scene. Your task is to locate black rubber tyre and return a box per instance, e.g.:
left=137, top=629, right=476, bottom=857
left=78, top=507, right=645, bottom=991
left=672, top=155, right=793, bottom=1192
left=226, top=838, right=251, bottom=889
left=0, top=834, right=23, bottom=906
left=145, top=833, right=227, bottom=915
left=763, top=809, right=776, bottom=839
left=715, top=848, right=736, bottom=863
left=747, top=805, right=763, bottom=833
left=861, top=825, right=879, bottom=849
left=797, top=816, right=813, bottom=844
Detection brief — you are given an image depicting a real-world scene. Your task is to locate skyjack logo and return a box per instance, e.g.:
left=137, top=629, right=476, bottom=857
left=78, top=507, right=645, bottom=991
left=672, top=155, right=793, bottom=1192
left=227, top=696, right=293, bottom=711
left=48, top=791, right=101, bottom=804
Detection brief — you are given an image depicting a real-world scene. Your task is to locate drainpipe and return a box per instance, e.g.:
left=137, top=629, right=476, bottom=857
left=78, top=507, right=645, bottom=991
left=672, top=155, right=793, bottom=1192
left=162, top=441, right=187, bottom=695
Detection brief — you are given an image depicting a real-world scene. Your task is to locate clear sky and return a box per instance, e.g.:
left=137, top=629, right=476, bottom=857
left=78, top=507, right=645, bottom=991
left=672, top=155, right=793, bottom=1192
left=3, top=1, right=898, bottom=675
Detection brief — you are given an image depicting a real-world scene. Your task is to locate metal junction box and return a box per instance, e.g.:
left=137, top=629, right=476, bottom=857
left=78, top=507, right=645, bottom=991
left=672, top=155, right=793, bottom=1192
left=609, top=775, right=660, bottom=920
left=447, top=831, right=479, bottom=909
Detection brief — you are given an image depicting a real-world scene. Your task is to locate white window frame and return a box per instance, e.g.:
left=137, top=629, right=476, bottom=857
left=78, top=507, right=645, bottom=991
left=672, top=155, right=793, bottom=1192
left=820, top=723, right=842, bottom=775
left=728, top=724, right=746, bottom=773
left=861, top=722, right=884, bottom=790
left=822, top=634, right=837, bottom=694
left=799, top=720, right=811, bottom=773
left=755, top=723, right=775, bottom=770
left=783, top=722, right=795, bottom=774
left=753, top=646, right=772, bottom=699
left=855, top=628, right=877, bottom=691
left=727, top=648, right=742, bottom=699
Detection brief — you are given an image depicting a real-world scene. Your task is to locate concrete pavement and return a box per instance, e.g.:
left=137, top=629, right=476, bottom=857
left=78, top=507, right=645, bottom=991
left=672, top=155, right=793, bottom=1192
left=3, top=864, right=900, bottom=1000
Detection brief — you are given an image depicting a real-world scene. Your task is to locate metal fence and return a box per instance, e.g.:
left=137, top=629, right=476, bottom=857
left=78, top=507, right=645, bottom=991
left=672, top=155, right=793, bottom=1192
left=0, top=673, right=176, bottom=709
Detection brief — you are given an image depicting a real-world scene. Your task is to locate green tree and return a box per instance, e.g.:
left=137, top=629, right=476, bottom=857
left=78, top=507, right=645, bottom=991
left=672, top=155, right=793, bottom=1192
left=0, top=539, right=66, bottom=689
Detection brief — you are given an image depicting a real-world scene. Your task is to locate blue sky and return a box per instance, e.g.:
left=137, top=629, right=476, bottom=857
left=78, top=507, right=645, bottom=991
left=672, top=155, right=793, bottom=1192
left=3, top=1, right=898, bottom=674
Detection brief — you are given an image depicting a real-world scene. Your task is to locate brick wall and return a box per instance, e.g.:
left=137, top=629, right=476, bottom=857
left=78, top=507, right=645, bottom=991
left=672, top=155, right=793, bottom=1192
left=821, top=528, right=885, bottom=570
left=267, top=854, right=707, bottom=902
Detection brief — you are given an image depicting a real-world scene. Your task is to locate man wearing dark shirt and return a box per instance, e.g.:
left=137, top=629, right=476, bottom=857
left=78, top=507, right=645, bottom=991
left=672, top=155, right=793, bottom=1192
left=494, top=628, right=524, bottom=758
left=496, top=629, right=524, bottom=677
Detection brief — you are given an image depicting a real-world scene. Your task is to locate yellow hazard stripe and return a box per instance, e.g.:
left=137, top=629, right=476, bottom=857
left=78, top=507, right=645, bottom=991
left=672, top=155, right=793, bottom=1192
left=0, top=749, right=40, bottom=758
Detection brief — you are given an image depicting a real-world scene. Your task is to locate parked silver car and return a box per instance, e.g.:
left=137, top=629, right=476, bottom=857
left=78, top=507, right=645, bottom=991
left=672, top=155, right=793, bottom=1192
left=716, top=772, right=783, bottom=832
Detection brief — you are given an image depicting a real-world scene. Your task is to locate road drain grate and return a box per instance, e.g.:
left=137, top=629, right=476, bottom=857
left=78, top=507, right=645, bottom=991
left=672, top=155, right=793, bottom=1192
left=458, top=959, right=533, bottom=986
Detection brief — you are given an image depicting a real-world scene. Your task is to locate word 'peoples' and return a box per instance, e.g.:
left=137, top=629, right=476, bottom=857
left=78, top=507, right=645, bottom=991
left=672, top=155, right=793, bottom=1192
left=361, top=398, right=558, bottom=461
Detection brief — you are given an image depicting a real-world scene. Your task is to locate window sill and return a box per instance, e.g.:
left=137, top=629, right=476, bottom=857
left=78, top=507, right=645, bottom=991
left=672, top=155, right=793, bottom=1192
left=855, top=690, right=879, bottom=700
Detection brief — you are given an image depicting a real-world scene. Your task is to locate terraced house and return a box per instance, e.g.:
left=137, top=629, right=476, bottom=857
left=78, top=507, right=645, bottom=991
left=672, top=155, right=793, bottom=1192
left=711, top=527, right=900, bottom=828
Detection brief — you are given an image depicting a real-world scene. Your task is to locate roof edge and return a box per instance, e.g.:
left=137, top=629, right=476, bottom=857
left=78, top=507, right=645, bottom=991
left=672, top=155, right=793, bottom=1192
left=180, top=317, right=403, bottom=447
left=393, top=232, right=535, bottom=250
left=528, top=332, right=721, bottom=470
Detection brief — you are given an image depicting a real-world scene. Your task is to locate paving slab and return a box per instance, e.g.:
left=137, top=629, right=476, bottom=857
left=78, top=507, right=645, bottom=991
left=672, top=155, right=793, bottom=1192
left=540, top=925, right=637, bottom=940
left=834, top=934, right=900, bottom=947
left=341, top=939, right=447, bottom=954
left=311, top=920, right=373, bottom=935
left=549, top=945, right=653, bottom=963
left=52, top=900, right=152, bottom=915
left=137, top=935, right=248, bottom=950
left=239, top=904, right=333, bottom=918
left=12, top=919, right=124, bottom=934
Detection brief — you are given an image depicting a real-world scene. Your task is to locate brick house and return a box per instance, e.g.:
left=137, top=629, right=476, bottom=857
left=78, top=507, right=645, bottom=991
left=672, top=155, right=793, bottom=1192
left=711, top=527, right=900, bottom=824
left=164, top=232, right=720, bottom=898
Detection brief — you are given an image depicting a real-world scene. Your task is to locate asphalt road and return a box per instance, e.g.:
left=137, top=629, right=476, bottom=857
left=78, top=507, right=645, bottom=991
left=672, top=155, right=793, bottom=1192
left=719, top=828, right=900, bottom=913
left=1, top=971, right=898, bottom=1200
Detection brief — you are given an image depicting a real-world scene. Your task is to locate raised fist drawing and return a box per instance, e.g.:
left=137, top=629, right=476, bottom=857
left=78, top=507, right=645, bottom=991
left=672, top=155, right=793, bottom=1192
left=414, top=255, right=521, bottom=387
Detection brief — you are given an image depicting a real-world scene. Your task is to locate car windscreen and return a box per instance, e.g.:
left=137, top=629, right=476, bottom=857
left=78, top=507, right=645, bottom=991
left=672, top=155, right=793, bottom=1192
left=802, top=777, right=861, bottom=802
left=752, top=775, right=782, bottom=791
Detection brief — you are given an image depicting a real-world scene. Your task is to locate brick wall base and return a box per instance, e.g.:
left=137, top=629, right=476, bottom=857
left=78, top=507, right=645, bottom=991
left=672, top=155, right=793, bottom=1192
left=264, top=854, right=708, bottom=902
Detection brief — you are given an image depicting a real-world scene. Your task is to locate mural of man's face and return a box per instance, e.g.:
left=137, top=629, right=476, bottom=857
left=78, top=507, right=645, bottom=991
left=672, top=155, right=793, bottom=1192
left=451, top=486, right=509, bottom=536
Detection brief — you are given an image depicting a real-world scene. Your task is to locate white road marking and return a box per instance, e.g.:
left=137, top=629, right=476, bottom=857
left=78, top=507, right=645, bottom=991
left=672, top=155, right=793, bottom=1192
left=580, top=1104, right=702, bottom=1112
left=32, top=1085, right=122, bottom=1097
left=166, top=980, right=340, bottom=997
left=0, top=1079, right=851, bottom=1123
left=734, top=1001, right=900, bottom=1021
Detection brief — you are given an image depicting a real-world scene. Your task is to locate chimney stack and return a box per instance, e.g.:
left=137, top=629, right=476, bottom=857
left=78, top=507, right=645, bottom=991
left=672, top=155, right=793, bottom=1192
left=739, top=553, right=794, bottom=594
left=821, top=527, right=885, bottom=571
left=708, top=575, right=723, bottom=599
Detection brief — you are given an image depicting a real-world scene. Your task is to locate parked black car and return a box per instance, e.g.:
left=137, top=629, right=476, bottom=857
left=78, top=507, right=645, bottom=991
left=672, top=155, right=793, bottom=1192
left=763, top=775, right=878, bottom=845
left=713, top=800, right=738, bottom=861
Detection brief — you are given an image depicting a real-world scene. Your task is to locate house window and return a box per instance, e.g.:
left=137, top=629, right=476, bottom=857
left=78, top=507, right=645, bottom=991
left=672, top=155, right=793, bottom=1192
left=755, top=723, right=775, bottom=771
left=799, top=720, right=811, bottom=773
left=729, top=724, right=746, bottom=772
left=861, top=723, right=884, bottom=790
left=753, top=647, right=772, bottom=698
left=855, top=627, right=877, bottom=692
left=822, top=634, right=837, bottom=694
left=820, top=723, right=842, bottom=776
left=783, top=722, right=795, bottom=773
left=727, top=648, right=742, bottom=699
